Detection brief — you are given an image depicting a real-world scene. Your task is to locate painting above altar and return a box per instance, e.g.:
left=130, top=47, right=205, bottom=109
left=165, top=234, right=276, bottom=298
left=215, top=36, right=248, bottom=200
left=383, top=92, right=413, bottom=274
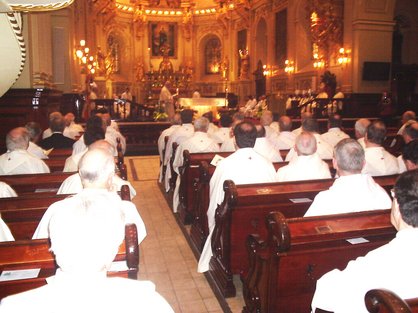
left=178, top=97, right=227, bottom=117
left=150, top=22, right=177, bottom=57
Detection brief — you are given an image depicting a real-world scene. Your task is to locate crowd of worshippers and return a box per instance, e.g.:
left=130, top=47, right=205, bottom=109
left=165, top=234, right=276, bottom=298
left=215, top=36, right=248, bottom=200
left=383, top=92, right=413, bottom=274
left=0, top=110, right=173, bottom=310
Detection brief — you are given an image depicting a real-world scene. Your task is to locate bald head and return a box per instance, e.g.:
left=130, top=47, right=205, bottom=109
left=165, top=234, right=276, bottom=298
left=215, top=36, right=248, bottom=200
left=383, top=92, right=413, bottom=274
left=355, top=118, right=371, bottom=139
left=279, top=116, right=292, bottom=132
left=334, top=138, right=365, bottom=175
left=6, top=127, right=30, bottom=151
left=260, top=110, right=273, bottom=126
left=88, top=139, right=116, bottom=156
left=78, top=146, right=115, bottom=189
left=295, top=132, right=317, bottom=156
left=402, top=111, right=416, bottom=124
left=64, top=113, right=75, bottom=126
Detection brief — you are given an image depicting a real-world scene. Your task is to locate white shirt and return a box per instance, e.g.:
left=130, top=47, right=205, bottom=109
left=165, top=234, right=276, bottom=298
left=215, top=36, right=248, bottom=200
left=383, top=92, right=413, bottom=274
left=274, top=131, right=296, bottom=150
left=320, top=127, right=350, bottom=147
left=172, top=132, right=220, bottom=212
left=254, top=138, right=283, bottom=163
left=0, top=181, right=17, bottom=198
left=304, top=174, right=391, bottom=217
left=42, top=127, right=73, bottom=140
left=277, top=154, right=331, bottom=182
left=0, top=217, right=14, bottom=242
left=357, top=137, right=366, bottom=149
left=33, top=189, right=145, bottom=244
left=157, top=125, right=181, bottom=183
left=198, top=148, right=277, bottom=272
left=27, top=141, right=48, bottom=159
left=0, top=150, right=50, bottom=175
left=291, top=126, right=302, bottom=137
left=220, top=136, right=236, bottom=152
left=211, top=127, right=231, bottom=144
left=72, top=136, right=87, bottom=156
left=65, top=122, right=84, bottom=140
left=363, top=147, right=399, bottom=176
left=106, top=126, right=126, bottom=155
left=0, top=271, right=174, bottom=313
left=397, top=155, right=407, bottom=173
left=159, top=86, right=172, bottom=103
left=63, top=150, right=87, bottom=172
left=57, top=173, right=137, bottom=200
left=286, top=133, right=333, bottom=161
left=164, top=124, right=194, bottom=192
left=312, top=228, right=418, bottom=313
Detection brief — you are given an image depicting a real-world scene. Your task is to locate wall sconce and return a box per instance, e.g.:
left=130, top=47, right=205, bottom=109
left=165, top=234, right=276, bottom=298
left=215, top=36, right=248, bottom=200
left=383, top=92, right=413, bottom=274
left=263, top=65, right=270, bottom=76
left=337, top=47, right=350, bottom=66
left=284, top=59, right=295, bottom=73
left=313, top=53, right=325, bottom=69
left=75, top=40, right=97, bottom=75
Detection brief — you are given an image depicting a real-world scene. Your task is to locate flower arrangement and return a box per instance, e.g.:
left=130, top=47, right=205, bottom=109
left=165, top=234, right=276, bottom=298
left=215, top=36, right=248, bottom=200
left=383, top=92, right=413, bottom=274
left=153, top=101, right=168, bottom=121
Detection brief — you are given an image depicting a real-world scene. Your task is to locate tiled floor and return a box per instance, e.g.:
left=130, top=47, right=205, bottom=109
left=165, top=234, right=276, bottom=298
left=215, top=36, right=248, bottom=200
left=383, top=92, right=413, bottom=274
left=127, top=156, right=245, bottom=313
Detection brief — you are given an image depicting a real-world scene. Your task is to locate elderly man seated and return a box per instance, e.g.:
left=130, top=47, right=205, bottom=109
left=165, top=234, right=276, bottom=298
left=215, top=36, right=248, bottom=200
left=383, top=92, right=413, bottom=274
left=275, top=115, right=296, bottom=150
left=39, top=115, right=75, bottom=150
left=277, top=132, right=331, bottom=182
left=25, top=122, right=48, bottom=159
left=311, top=169, right=418, bottom=313
left=398, top=122, right=418, bottom=172
left=397, top=110, right=416, bottom=135
left=402, top=140, right=418, bottom=171
left=198, top=121, right=277, bottom=273
left=64, top=112, right=84, bottom=140
left=320, top=114, right=350, bottom=147
left=0, top=127, right=50, bottom=175
left=172, top=117, right=220, bottom=212
left=355, top=118, right=371, bottom=149
left=34, top=142, right=142, bottom=242
left=58, top=140, right=136, bottom=200
left=304, top=138, right=391, bottom=217
left=363, top=120, right=399, bottom=176
left=254, top=125, right=283, bottom=163
left=1, top=186, right=173, bottom=312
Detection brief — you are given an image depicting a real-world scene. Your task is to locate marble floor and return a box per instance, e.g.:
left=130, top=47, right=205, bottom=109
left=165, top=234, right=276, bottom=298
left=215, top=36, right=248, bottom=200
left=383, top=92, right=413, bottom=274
left=127, top=156, right=245, bottom=313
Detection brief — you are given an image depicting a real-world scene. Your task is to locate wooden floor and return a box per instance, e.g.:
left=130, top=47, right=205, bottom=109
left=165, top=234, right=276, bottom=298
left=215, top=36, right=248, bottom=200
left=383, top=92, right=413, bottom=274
left=128, top=156, right=244, bottom=313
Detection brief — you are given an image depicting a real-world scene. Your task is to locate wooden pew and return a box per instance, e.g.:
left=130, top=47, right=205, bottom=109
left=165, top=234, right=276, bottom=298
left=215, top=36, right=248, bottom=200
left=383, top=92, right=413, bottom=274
left=44, top=158, right=66, bottom=172
left=203, top=175, right=397, bottom=297
left=242, top=210, right=397, bottom=313
left=0, top=185, right=132, bottom=240
left=47, top=148, right=72, bottom=159
left=0, top=223, right=139, bottom=300
left=365, top=289, right=418, bottom=313
left=0, top=172, right=75, bottom=195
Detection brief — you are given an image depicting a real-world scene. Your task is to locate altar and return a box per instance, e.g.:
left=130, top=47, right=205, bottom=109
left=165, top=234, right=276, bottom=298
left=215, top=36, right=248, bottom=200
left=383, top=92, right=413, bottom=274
left=178, top=97, right=227, bottom=117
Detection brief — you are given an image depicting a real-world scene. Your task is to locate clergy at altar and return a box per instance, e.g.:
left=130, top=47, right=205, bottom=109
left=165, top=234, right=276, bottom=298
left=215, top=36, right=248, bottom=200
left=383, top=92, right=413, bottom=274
left=172, top=117, right=220, bottom=212
left=286, top=117, right=333, bottom=161
left=304, top=138, right=391, bottom=217
left=277, top=132, right=331, bottom=182
left=211, top=113, right=232, bottom=144
left=34, top=142, right=142, bottom=242
left=39, top=115, right=75, bottom=150
left=63, top=116, right=105, bottom=172
left=164, top=109, right=195, bottom=192
left=159, top=81, right=175, bottom=121
left=198, top=121, right=277, bottom=273
left=58, top=140, right=136, bottom=200
left=311, top=169, right=418, bottom=313
left=320, top=114, right=350, bottom=147
left=1, top=185, right=172, bottom=312
left=157, top=113, right=182, bottom=182
left=25, top=122, right=48, bottom=159
left=254, top=125, right=283, bottom=163
left=274, top=115, right=296, bottom=150
left=0, top=127, right=50, bottom=175
left=354, top=118, right=371, bottom=149
left=363, top=120, right=399, bottom=176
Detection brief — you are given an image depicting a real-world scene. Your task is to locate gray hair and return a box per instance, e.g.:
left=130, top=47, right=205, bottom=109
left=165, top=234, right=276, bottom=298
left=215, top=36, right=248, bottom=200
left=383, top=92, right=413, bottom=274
left=260, top=110, right=273, bottom=126
left=50, top=117, right=66, bottom=133
left=49, top=192, right=125, bottom=272
left=6, top=127, right=30, bottom=151
left=334, top=138, right=365, bottom=173
left=279, top=116, right=292, bottom=132
left=25, top=122, right=42, bottom=141
left=78, top=148, right=115, bottom=187
left=194, top=117, right=209, bottom=132
left=295, top=132, right=317, bottom=156
left=354, top=118, right=370, bottom=137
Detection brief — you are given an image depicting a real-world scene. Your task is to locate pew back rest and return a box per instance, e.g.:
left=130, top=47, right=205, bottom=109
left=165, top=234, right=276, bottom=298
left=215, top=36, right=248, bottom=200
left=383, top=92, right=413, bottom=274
left=365, top=289, right=418, bottom=313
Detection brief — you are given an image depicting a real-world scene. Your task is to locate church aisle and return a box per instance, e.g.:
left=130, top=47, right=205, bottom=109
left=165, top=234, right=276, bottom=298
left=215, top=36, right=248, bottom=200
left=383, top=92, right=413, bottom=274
left=127, top=156, right=244, bottom=313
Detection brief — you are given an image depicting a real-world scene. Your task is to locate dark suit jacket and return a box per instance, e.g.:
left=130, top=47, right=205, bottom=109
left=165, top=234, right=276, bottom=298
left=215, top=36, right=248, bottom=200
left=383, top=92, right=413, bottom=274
left=39, top=133, right=75, bottom=150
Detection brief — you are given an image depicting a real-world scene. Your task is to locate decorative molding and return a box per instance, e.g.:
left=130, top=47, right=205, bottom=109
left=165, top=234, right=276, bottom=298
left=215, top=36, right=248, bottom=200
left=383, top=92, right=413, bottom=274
left=365, top=0, right=389, bottom=14
left=6, top=12, right=26, bottom=86
left=10, top=0, right=74, bottom=12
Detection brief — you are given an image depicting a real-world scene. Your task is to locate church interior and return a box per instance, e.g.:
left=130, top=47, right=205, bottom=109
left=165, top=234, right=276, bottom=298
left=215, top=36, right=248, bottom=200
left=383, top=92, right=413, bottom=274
left=0, top=0, right=418, bottom=312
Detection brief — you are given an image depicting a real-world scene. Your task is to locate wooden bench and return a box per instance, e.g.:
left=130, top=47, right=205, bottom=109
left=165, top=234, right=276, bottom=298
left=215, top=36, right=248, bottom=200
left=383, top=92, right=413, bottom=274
left=0, top=185, right=132, bottom=240
left=202, top=175, right=397, bottom=297
left=47, top=148, right=72, bottom=159
left=242, top=210, right=397, bottom=313
left=44, top=158, right=66, bottom=172
left=0, top=224, right=139, bottom=300
left=365, top=289, right=418, bottom=313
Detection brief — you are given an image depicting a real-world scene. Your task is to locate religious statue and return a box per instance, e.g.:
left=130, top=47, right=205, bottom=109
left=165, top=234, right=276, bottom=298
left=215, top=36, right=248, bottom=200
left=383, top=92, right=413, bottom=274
left=96, top=46, right=106, bottom=77
left=239, top=49, right=250, bottom=80
left=104, top=52, right=114, bottom=79
left=182, top=8, right=193, bottom=41
left=220, top=56, right=229, bottom=80
left=135, top=60, right=145, bottom=82
left=158, top=55, right=174, bottom=74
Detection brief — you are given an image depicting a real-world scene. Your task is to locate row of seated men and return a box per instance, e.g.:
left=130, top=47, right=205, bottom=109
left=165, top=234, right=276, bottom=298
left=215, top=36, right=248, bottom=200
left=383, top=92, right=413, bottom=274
left=0, top=131, right=174, bottom=310
left=158, top=108, right=418, bottom=312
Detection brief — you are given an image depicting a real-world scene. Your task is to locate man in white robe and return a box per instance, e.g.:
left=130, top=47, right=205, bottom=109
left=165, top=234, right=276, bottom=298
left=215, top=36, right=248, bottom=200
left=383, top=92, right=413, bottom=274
left=202, top=111, right=218, bottom=137
left=305, top=138, right=391, bottom=217
left=34, top=145, right=143, bottom=243
left=157, top=113, right=182, bottom=182
left=401, top=140, right=418, bottom=172
left=260, top=110, right=279, bottom=143
left=275, top=116, right=296, bottom=150
left=254, top=125, right=283, bottom=163
left=0, top=181, right=17, bottom=198
left=1, top=184, right=173, bottom=313
left=0, top=217, right=14, bottom=242
left=0, top=127, right=50, bottom=175
left=172, top=117, right=220, bottom=212
left=291, top=112, right=312, bottom=137
left=397, top=110, right=416, bottom=135
left=286, top=118, right=333, bottom=161
left=159, top=81, right=174, bottom=121
left=241, top=95, right=257, bottom=116
left=311, top=169, right=418, bottom=313
left=363, top=120, right=399, bottom=176
left=354, top=118, right=371, bottom=149
left=64, top=113, right=84, bottom=140
left=101, top=112, right=126, bottom=156
left=320, top=114, right=350, bottom=147
left=198, top=121, right=277, bottom=273
left=211, top=114, right=232, bottom=144
left=163, top=110, right=195, bottom=192
left=25, top=122, right=48, bottom=159
left=119, top=87, right=133, bottom=119
left=277, top=132, right=331, bottom=182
